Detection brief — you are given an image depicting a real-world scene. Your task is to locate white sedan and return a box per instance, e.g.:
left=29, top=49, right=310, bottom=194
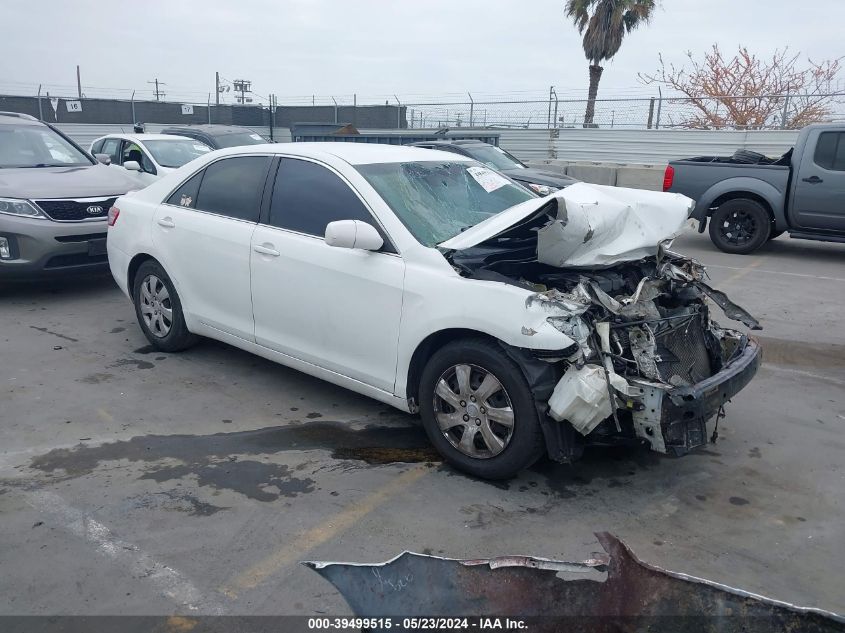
left=90, top=133, right=211, bottom=186
left=106, top=143, right=761, bottom=478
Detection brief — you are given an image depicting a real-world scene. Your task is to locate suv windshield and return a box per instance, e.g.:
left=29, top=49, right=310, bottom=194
left=144, top=139, right=211, bottom=168
left=357, top=161, right=535, bottom=246
left=462, top=145, right=525, bottom=171
left=0, top=124, right=92, bottom=168
left=216, top=132, right=267, bottom=148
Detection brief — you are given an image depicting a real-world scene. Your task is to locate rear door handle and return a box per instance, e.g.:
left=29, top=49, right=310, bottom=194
left=802, top=176, right=823, bottom=184
left=157, top=217, right=176, bottom=228
left=253, top=243, right=280, bottom=257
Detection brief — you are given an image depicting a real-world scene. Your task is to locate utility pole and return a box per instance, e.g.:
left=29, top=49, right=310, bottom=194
left=215, top=72, right=220, bottom=106
left=233, top=79, right=252, bottom=104
left=147, top=78, right=166, bottom=101
left=76, top=65, right=82, bottom=99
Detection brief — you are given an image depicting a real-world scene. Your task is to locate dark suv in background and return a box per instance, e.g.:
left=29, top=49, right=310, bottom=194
left=160, top=124, right=269, bottom=150
left=0, top=112, right=140, bottom=279
left=411, top=139, right=577, bottom=195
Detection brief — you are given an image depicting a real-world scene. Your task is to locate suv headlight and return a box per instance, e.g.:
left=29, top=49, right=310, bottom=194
left=527, top=183, right=560, bottom=196
left=0, top=198, right=47, bottom=219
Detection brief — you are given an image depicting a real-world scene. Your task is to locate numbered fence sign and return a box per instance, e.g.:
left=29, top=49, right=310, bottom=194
left=181, top=104, right=194, bottom=115
left=66, top=100, right=83, bottom=112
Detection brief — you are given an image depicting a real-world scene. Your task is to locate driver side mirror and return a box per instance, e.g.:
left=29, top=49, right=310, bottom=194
left=123, top=160, right=141, bottom=172
left=324, top=220, right=384, bottom=251
left=94, top=153, right=112, bottom=165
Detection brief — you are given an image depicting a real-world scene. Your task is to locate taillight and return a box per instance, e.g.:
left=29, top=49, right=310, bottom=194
left=662, top=165, right=675, bottom=192
left=107, top=207, right=120, bottom=226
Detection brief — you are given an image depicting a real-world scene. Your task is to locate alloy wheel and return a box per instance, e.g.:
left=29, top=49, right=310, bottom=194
left=432, top=363, right=515, bottom=459
left=719, top=209, right=759, bottom=246
left=139, top=274, right=173, bottom=338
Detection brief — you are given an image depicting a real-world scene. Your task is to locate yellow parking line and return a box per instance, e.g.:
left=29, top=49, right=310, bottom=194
left=221, top=464, right=430, bottom=597
left=97, top=408, right=114, bottom=423
left=717, top=259, right=762, bottom=286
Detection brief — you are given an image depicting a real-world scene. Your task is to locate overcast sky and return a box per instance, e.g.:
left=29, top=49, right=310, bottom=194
left=2, top=0, right=843, bottom=104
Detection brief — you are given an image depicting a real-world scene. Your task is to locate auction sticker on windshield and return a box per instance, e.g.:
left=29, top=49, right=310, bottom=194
left=467, top=165, right=510, bottom=193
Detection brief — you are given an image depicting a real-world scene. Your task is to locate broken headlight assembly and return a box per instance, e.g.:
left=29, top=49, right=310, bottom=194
left=546, top=315, right=594, bottom=359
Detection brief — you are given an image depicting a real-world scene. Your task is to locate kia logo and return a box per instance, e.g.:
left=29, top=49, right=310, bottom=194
left=86, top=205, right=104, bottom=215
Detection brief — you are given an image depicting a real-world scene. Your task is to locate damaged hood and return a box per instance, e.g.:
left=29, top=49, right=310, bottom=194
left=439, top=182, right=695, bottom=268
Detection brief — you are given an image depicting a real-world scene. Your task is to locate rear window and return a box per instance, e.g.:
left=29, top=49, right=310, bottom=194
left=215, top=132, right=267, bottom=148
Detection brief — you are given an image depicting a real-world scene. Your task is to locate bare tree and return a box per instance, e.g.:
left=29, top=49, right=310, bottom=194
left=640, top=45, right=842, bottom=129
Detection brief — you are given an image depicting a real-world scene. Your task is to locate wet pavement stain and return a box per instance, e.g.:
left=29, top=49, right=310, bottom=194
left=78, top=373, right=114, bottom=384
left=30, top=421, right=433, bottom=479
left=332, top=446, right=440, bottom=465
left=111, top=358, right=155, bottom=370
left=29, top=326, right=78, bottom=342
left=110, top=327, right=126, bottom=334
left=129, top=490, right=228, bottom=516
left=133, top=345, right=157, bottom=355
left=140, top=462, right=315, bottom=502
left=729, top=496, right=750, bottom=506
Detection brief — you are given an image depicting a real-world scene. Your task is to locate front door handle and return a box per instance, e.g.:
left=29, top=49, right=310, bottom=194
left=802, top=176, right=823, bottom=184
left=157, top=217, right=176, bottom=228
left=253, top=243, right=280, bottom=257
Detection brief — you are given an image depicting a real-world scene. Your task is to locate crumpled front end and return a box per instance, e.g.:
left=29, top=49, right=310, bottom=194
left=444, top=183, right=762, bottom=460
left=536, top=251, right=762, bottom=456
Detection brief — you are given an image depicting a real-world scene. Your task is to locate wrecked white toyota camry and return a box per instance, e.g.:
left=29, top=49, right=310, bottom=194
left=108, top=143, right=761, bottom=480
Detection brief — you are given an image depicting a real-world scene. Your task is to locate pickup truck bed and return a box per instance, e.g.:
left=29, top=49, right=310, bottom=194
left=665, top=124, right=845, bottom=254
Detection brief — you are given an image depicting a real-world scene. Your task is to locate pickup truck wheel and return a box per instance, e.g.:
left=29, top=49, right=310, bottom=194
left=132, top=261, right=198, bottom=352
left=709, top=199, right=771, bottom=254
left=419, top=339, right=544, bottom=480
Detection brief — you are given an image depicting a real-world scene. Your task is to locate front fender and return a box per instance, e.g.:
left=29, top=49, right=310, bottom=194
left=394, top=266, right=578, bottom=399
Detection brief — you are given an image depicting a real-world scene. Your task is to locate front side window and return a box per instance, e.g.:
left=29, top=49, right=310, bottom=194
left=123, top=142, right=156, bottom=174
left=268, top=158, right=385, bottom=239
left=144, top=139, right=211, bottom=168
left=0, top=124, right=92, bottom=168
left=814, top=132, right=845, bottom=171
left=356, top=161, right=534, bottom=246
left=193, top=156, right=271, bottom=222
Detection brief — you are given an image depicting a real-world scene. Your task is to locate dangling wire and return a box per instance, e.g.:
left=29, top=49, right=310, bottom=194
left=711, top=405, right=726, bottom=444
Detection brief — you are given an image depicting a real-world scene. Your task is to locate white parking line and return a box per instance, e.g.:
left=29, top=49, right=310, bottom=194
left=705, top=264, right=845, bottom=283
left=23, top=490, right=226, bottom=614
left=762, top=365, right=845, bottom=386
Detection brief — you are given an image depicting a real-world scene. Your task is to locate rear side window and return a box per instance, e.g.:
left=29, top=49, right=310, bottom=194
left=166, top=171, right=204, bottom=208
left=101, top=138, right=121, bottom=165
left=91, top=139, right=104, bottom=154
left=268, top=158, right=383, bottom=238
left=813, top=132, right=845, bottom=171
left=193, top=156, right=271, bottom=222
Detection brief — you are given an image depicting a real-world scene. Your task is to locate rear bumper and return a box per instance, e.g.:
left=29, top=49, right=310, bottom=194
left=630, top=336, right=762, bottom=455
left=0, top=215, right=109, bottom=279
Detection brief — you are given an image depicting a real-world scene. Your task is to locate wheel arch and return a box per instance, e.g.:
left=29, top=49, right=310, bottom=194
left=127, top=253, right=158, bottom=302
left=405, top=328, right=498, bottom=409
left=696, top=177, right=787, bottom=232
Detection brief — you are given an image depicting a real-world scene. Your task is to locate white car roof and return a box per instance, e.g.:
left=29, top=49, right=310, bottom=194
left=209, top=142, right=475, bottom=166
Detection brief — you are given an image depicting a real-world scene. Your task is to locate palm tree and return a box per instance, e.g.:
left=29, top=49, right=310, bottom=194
left=565, top=0, right=657, bottom=126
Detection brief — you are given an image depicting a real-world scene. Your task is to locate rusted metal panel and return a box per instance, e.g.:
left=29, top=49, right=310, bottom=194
left=305, top=532, right=845, bottom=632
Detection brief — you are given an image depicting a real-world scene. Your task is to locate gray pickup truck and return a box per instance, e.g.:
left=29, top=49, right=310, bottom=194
left=665, top=123, right=845, bottom=254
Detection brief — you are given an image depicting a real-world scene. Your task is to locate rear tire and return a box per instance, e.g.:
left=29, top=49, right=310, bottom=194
left=132, top=260, right=198, bottom=352
left=418, top=338, right=544, bottom=479
left=709, top=199, right=771, bottom=254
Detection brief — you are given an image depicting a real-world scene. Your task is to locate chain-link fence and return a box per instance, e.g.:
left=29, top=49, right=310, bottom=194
left=403, top=93, right=845, bottom=131
left=2, top=82, right=844, bottom=131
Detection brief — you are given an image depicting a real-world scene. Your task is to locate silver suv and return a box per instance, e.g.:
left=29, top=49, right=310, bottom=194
left=0, top=112, right=140, bottom=279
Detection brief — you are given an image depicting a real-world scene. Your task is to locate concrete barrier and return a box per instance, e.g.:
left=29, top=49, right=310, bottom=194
left=565, top=163, right=617, bottom=186
left=615, top=165, right=665, bottom=191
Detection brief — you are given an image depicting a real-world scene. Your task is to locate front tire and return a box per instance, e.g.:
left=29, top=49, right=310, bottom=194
left=419, top=339, right=544, bottom=479
left=132, top=260, right=198, bottom=352
left=709, top=199, right=771, bottom=254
